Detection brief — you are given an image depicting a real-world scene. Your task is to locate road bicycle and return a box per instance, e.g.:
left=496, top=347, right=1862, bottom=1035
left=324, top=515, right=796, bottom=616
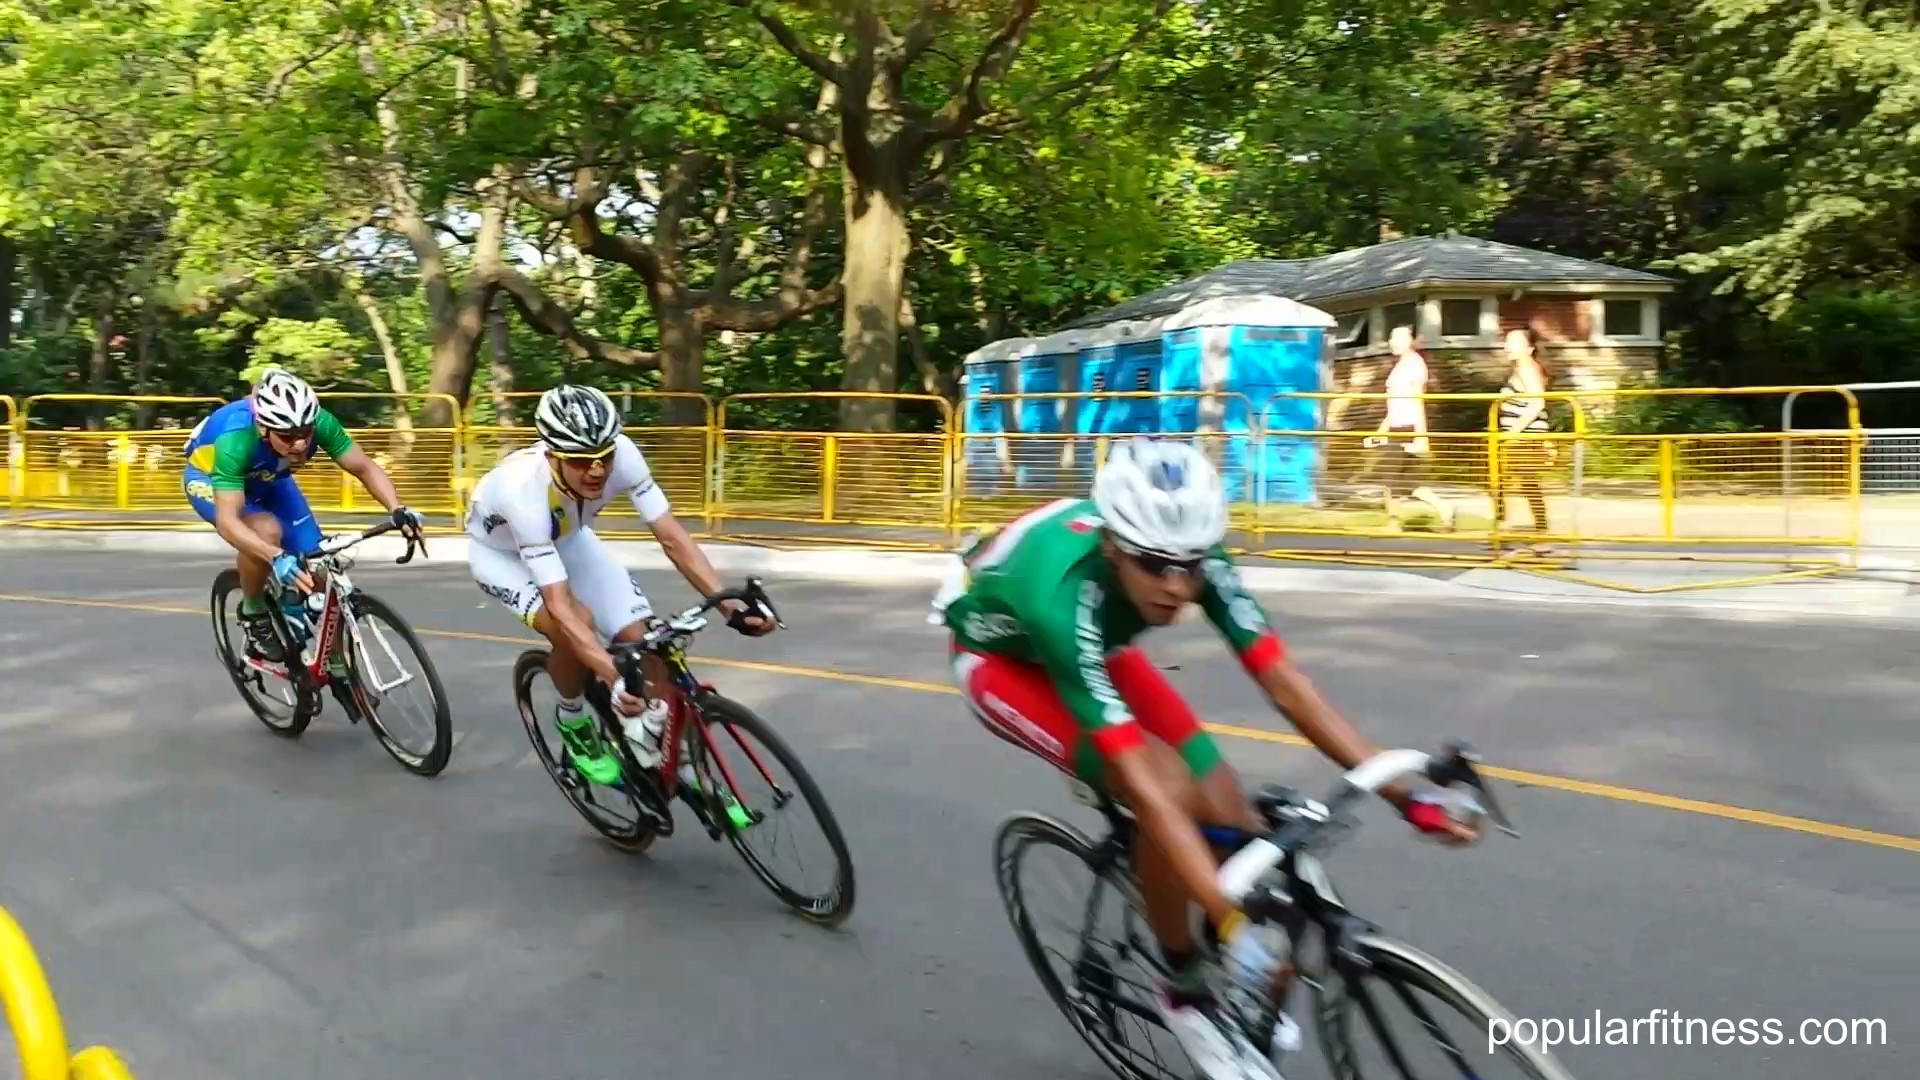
left=513, top=577, right=856, bottom=926
left=995, top=741, right=1578, bottom=1080
left=209, top=520, right=454, bottom=777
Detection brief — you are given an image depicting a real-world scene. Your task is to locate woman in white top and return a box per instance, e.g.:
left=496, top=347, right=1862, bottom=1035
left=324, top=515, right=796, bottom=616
left=1365, top=325, right=1455, bottom=529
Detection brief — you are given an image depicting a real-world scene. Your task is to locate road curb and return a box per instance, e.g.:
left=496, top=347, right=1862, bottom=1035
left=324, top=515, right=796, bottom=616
left=0, top=524, right=1910, bottom=620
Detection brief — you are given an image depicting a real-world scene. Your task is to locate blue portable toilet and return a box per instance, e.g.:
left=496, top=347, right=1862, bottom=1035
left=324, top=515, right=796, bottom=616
left=960, top=336, right=1038, bottom=494
left=1156, top=294, right=1335, bottom=505
left=1012, top=328, right=1089, bottom=488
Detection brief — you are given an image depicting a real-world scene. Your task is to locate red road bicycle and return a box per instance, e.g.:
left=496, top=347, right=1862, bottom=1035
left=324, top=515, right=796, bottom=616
left=512, top=577, right=855, bottom=926
left=209, top=520, right=454, bottom=776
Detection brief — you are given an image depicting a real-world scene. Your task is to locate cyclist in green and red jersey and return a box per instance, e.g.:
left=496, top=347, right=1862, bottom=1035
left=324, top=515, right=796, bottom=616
left=933, top=437, right=1479, bottom=1080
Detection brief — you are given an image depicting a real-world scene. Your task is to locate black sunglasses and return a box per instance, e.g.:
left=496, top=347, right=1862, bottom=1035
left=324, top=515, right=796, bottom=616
left=1119, top=544, right=1204, bottom=578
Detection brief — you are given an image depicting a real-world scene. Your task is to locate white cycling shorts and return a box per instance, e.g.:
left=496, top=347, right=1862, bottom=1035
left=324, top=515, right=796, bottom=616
left=467, top=527, right=653, bottom=640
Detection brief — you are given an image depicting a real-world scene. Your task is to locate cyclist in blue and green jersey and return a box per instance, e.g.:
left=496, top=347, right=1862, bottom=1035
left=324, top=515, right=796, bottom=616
left=932, top=438, right=1479, bottom=1080
left=182, top=368, right=421, bottom=663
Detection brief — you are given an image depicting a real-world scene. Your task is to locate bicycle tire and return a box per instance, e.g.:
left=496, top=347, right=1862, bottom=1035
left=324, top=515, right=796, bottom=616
left=512, top=649, right=658, bottom=852
left=209, top=568, right=314, bottom=737
left=1316, top=933, right=1577, bottom=1080
left=342, top=591, right=454, bottom=777
left=994, top=813, right=1185, bottom=1080
left=690, top=693, right=856, bottom=926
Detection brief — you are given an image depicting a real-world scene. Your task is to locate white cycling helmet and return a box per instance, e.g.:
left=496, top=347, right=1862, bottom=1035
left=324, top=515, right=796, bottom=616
left=534, top=384, right=622, bottom=454
left=1092, top=437, right=1228, bottom=559
left=251, top=367, right=319, bottom=431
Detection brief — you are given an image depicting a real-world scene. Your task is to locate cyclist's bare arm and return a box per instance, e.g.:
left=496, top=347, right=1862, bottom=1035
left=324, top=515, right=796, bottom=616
left=332, top=445, right=403, bottom=513
left=646, top=512, right=727, bottom=599
left=1253, top=657, right=1394, bottom=789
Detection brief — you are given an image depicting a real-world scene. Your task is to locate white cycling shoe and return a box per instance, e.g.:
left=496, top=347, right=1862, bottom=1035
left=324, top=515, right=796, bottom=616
left=1155, top=991, right=1297, bottom=1080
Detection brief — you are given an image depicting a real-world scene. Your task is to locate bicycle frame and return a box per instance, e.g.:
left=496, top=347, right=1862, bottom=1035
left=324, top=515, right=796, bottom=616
left=248, top=522, right=425, bottom=696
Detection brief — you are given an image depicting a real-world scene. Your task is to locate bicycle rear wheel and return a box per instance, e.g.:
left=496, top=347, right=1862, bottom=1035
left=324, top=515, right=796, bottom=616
left=340, top=591, right=453, bottom=776
left=687, top=693, right=855, bottom=925
left=513, top=649, right=658, bottom=852
left=994, top=813, right=1187, bottom=1080
left=1316, top=934, right=1577, bottom=1080
left=210, top=568, right=314, bottom=737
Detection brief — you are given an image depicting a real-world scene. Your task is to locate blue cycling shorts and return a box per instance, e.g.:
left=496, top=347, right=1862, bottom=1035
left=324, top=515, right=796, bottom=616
left=183, top=467, right=322, bottom=555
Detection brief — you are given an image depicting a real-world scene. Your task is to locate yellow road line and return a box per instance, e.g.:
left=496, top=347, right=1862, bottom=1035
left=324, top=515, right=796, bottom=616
left=3, top=590, right=1916, bottom=855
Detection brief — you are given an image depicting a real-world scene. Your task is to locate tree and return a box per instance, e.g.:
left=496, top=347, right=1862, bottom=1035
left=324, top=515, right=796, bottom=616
left=727, top=0, right=1180, bottom=430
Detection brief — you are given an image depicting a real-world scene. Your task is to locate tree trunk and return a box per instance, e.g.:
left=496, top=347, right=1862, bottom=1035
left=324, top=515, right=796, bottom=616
left=487, top=291, right=514, bottom=427
left=87, top=302, right=115, bottom=430
left=839, top=160, right=912, bottom=432
left=352, top=287, right=415, bottom=440
left=655, top=303, right=706, bottom=428
left=0, top=235, right=13, bottom=351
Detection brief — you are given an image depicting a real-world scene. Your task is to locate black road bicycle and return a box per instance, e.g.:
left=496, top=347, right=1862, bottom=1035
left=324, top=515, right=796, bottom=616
left=209, top=521, right=454, bottom=776
left=513, top=577, right=856, bottom=926
left=995, top=742, right=1578, bottom=1080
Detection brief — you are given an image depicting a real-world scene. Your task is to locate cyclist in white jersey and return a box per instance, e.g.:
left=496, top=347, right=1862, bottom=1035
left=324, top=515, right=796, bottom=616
left=467, top=385, right=775, bottom=785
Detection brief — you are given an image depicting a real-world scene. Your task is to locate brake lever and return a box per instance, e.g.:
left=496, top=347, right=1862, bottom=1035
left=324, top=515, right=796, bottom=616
left=1456, top=751, right=1519, bottom=839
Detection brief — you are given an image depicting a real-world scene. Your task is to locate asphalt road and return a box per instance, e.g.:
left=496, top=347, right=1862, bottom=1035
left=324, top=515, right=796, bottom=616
left=0, top=550, right=1914, bottom=1080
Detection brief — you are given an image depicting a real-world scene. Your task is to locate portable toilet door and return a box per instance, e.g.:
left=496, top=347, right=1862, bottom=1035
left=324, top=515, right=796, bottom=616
left=1017, top=328, right=1085, bottom=490
left=1159, top=294, right=1335, bottom=505
left=960, top=337, right=1034, bottom=495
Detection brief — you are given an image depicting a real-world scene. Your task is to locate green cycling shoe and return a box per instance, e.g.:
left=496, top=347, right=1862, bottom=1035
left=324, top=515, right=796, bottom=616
left=555, top=709, right=623, bottom=786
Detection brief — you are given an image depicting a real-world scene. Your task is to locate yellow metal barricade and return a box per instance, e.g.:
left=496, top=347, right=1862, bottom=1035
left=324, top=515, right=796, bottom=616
left=304, top=393, right=465, bottom=519
left=956, top=391, right=1259, bottom=536
left=18, top=395, right=224, bottom=513
left=1248, top=392, right=1523, bottom=557
left=714, top=392, right=952, bottom=540
left=3, top=395, right=18, bottom=513
left=1494, top=386, right=1863, bottom=551
left=1, top=906, right=136, bottom=1079
left=462, top=392, right=714, bottom=531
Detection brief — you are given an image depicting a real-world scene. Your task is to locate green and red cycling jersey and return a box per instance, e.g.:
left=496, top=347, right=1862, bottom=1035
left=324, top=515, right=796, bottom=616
left=937, top=498, right=1284, bottom=773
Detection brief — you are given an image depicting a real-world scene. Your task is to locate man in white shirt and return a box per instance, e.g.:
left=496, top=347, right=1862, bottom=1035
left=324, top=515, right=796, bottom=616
left=466, top=384, right=774, bottom=784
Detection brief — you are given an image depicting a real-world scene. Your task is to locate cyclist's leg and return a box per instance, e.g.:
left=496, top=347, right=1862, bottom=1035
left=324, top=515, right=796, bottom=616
left=952, top=643, right=1248, bottom=1078
left=1108, top=646, right=1302, bottom=1059
left=469, top=538, right=621, bottom=781
left=188, top=469, right=298, bottom=660
left=562, top=528, right=673, bottom=757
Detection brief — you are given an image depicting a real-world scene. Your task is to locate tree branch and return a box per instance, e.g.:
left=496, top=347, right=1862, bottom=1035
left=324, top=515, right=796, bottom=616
left=897, top=1, right=959, bottom=73
left=731, top=1, right=847, bottom=86
left=492, top=266, right=660, bottom=369
left=974, top=0, right=1176, bottom=135
left=916, top=1, right=1038, bottom=146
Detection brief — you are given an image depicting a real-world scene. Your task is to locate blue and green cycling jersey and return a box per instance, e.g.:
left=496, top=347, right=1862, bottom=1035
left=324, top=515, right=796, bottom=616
left=183, top=398, right=355, bottom=491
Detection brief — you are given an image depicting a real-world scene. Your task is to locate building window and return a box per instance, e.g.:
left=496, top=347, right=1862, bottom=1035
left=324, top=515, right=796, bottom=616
left=1334, top=310, right=1371, bottom=349
left=1383, top=302, right=1418, bottom=337
left=1602, top=298, right=1645, bottom=338
left=1439, top=298, right=1483, bottom=338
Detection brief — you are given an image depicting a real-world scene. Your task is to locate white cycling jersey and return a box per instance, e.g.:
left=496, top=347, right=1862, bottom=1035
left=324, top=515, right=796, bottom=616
left=465, top=434, right=672, bottom=587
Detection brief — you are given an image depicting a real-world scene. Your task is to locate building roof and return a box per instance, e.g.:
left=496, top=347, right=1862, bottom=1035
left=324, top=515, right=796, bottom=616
left=1059, top=233, right=1677, bottom=330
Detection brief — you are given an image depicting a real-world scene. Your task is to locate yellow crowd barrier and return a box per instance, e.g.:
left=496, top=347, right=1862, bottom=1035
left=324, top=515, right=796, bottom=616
left=0, top=386, right=1867, bottom=575
left=300, top=393, right=465, bottom=517
left=3, top=395, right=17, bottom=512
left=15, top=395, right=224, bottom=513
left=0, top=906, right=136, bottom=1080
left=713, top=392, right=953, bottom=538
left=956, top=391, right=1261, bottom=535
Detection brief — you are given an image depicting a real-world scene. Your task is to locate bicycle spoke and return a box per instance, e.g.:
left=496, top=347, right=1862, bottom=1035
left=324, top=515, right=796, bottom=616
left=1349, top=974, right=1423, bottom=1080
left=1389, top=975, right=1481, bottom=1077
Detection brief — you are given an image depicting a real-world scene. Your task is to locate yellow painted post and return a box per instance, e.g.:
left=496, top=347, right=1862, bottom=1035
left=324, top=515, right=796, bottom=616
left=821, top=435, right=838, bottom=522
left=1658, top=439, right=1676, bottom=538
left=2, top=395, right=17, bottom=511
left=115, top=434, right=131, bottom=509
left=1, top=906, right=72, bottom=1080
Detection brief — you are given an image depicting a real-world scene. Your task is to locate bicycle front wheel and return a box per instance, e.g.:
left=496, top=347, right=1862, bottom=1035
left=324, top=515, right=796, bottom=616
left=342, top=591, right=453, bottom=776
left=688, top=693, right=855, bottom=925
left=1317, top=933, right=1578, bottom=1080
